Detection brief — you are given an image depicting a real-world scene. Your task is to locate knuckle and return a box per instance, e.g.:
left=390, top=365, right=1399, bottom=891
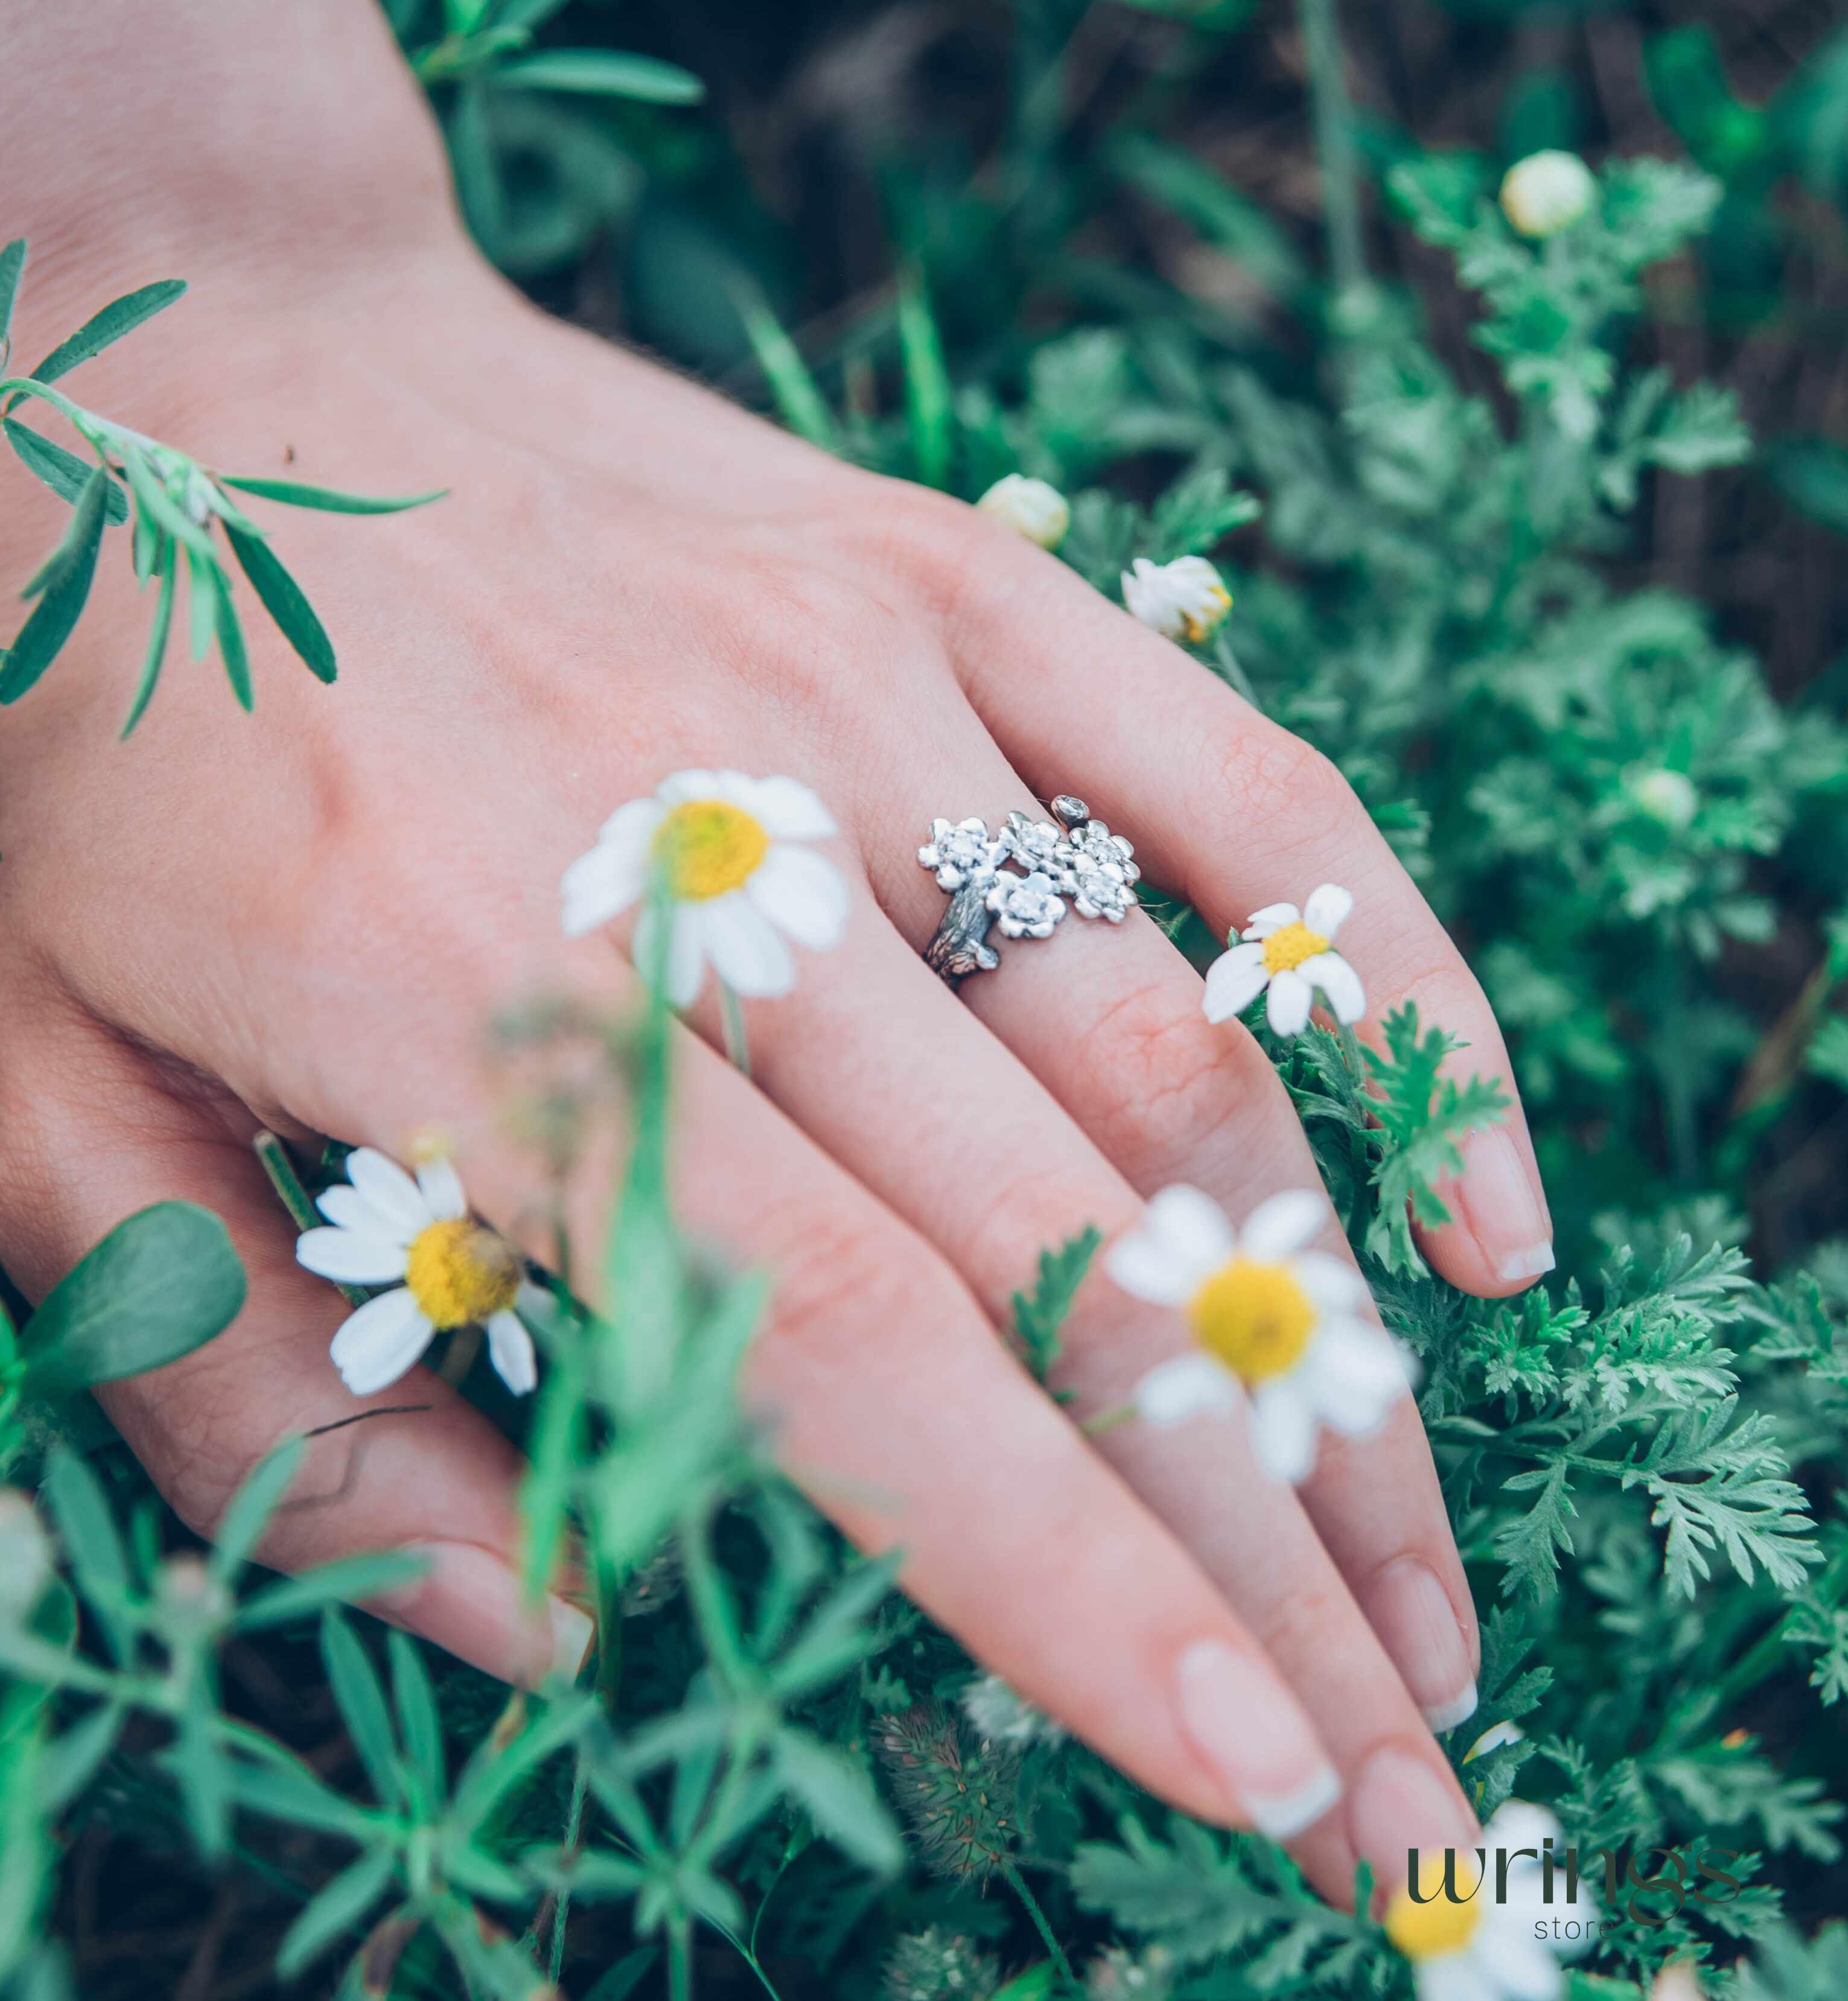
left=1200, top=723, right=1351, bottom=854
left=759, top=1195, right=945, bottom=1367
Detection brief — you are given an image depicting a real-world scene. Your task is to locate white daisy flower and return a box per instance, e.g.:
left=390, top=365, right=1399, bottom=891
left=1106, top=1185, right=1408, bottom=1483
left=975, top=473, right=1070, bottom=550
left=1202, top=883, right=1366, bottom=1037
left=561, top=770, right=849, bottom=1007
left=1388, top=1802, right=1596, bottom=2001
left=296, top=1147, right=544, bottom=1398
left=1499, top=150, right=1596, bottom=239
left=1121, top=555, right=1232, bottom=644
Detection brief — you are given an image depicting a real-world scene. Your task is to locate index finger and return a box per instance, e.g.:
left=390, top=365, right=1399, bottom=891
left=952, top=553, right=1553, bottom=1298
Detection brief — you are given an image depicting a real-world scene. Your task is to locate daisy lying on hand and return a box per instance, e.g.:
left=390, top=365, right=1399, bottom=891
left=1106, top=1186, right=1409, bottom=1483
left=296, top=1148, right=544, bottom=1397
left=561, top=769, right=849, bottom=1007
left=1203, top=882, right=1365, bottom=1037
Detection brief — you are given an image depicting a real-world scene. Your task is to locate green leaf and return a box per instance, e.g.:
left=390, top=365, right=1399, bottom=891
left=897, top=266, right=954, bottom=491
left=582, top=1949, right=657, bottom=2001
left=771, top=1728, right=905, bottom=1875
left=11, top=279, right=186, bottom=402
left=223, top=520, right=336, bottom=682
left=496, top=49, right=705, bottom=104
left=36, top=1702, right=123, bottom=1815
left=40, top=1451, right=129, bottom=1610
left=0, top=239, right=25, bottom=358
left=19, top=1201, right=246, bottom=1398
left=277, top=1848, right=400, bottom=1979
left=1010, top=1227, right=1101, bottom=1384
left=320, top=1609, right=404, bottom=1810
left=119, top=552, right=177, bottom=738
left=0, top=463, right=108, bottom=702
left=225, top=1745, right=383, bottom=1839
left=234, top=1550, right=428, bottom=1631
left=206, top=557, right=252, bottom=709
left=1768, top=436, right=1848, bottom=537
left=387, top=1629, right=446, bottom=1804
left=3, top=421, right=128, bottom=523
left=217, top=474, right=447, bottom=514
left=208, top=1436, right=305, bottom=1586
left=731, top=285, right=838, bottom=452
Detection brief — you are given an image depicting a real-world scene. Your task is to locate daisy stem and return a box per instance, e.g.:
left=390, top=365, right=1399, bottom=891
left=1080, top=1401, right=1135, bottom=1437
left=252, top=1130, right=367, bottom=1306
left=719, top=981, right=752, bottom=1079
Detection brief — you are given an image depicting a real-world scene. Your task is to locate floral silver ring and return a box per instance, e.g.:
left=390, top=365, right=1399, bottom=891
left=918, top=794, right=1141, bottom=989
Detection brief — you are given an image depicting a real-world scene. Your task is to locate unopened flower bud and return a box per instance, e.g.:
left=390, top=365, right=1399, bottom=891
left=1500, top=150, right=1596, bottom=238
left=1121, top=555, right=1232, bottom=644
left=156, top=1553, right=231, bottom=1632
left=975, top=474, right=1070, bottom=550
left=0, top=1490, right=52, bottom=1622
left=1630, top=766, right=1698, bottom=831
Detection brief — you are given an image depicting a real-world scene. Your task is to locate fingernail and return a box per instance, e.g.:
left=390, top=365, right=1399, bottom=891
left=1453, top=1127, right=1553, bottom=1284
left=374, top=1542, right=593, bottom=1690
left=1360, top=1559, right=1478, bottom=1733
left=1347, top=1743, right=1480, bottom=1901
left=1174, top=1638, right=1342, bottom=1839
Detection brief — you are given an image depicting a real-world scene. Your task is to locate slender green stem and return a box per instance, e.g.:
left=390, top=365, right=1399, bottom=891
left=1297, top=0, right=1367, bottom=304
left=719, top=981, right=752, bottom=1079
left=998, top=1856, right=1072, bottom=1981
left=549, top=1749, right=591, bottom=1984
left=668, top=1917, right=694, bottom=2001
left=253, top=1131, right=367, bottom=1305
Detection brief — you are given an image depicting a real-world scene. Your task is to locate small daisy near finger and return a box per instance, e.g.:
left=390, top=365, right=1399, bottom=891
left=561, top=769, right=850, bottom=1007
left=1121, top=555, right=1232, bottom=643
left=1203, top=882, right=1366, bottom=1037
left=296, top=1147, right=543, bottom=1398
left=1106, top=1185, right=1408, bottom=1483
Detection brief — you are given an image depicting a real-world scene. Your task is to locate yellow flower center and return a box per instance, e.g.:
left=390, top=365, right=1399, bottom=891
left=1384, top=1880, right=1485, bottom=1961
left=404, top=1220, right=521, bottom=1331
left=1182, top=584, right=1232, bottom=644
left=1187, top=1257, right=1316, bottom=1382
left=1261, top=921, right=1328, bottom=976
left=652, top=800, right=769, bottom=901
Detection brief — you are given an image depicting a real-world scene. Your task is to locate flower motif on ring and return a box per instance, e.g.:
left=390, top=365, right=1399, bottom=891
left=987, top=869, right=1066, bottom=939
left=919, top=816, right=1008, bottom=891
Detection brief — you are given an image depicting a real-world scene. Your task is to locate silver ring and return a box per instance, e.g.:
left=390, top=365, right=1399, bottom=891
left=917, top=794, right=1141, bottom=989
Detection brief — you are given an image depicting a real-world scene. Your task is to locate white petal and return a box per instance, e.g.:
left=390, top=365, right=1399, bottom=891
left=740, top=774, right=837, bottom=840
left=561, top=838, right=646, bottom=937
left=1144, top=1184, right=1237, bottom=1279
left=1202, top=943, right=1269, bottom=1023
left=1305, top=1323, right=1409, bottom=1435
left=1302, top=883, right=1353, bottom=937
left=1106, top=1224, right=1198, bottom=1307
left=1485, top=1802, right=1563, bottom=1853
left=316, top=1183, right=409, bottom=1241
left=634, top=902, right=708, bottom=1008
left=486, top=1309, right=538, bottom=1396
left=596, top=795, right=666, bottom=848
left=701, top=895, right=796, bottom=997
left=1133, top=1353, right=1240, bottom=1425
left=1243, top=902, right=1299, bottom=938
left=746, top=842, right=850, bottom=950
left=1415, top=1959, right=1489, bottom=2001
left=329, top=1288, right=433, bottom=1395
left=1264, top=968, right=1314, bottom=1037
left=345, top=1148, right=434, bottom=1238
left=296, top=1227, right=410, bottom=1286
left=1476, top=1926, right=1567, bottom=1997
left=416, top=1156, right=467, bottom=1222
left=1299, top=950, right=1366, bottom=1025
left=1295, top=1250, right=1369, bottom=1312
left=1249, top=1379, right=1320, bottom=1484
left=656, top=768, right=723, bottom=806
left=1240, top=1189, right=1327, bottom=1260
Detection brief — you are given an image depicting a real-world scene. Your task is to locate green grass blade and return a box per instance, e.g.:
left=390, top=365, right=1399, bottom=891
left=224, top=521, right=336, bottom=682
left=206, top=559, right=253, bottom=709
left=120, top=553, right=178, bottom=737
left=0, top=465, right=108, bottom=702
left=497, top=49, right=705, bottom=103
left=0, top=240, right=27, bottom=362
left=731, top=285, right=838, bottom=451
left=4, top=419, right=129, bottom=523
left=186, top=545, right=215, bottom=663
left=10, top=278, right=186, bottom=406
left=19, top=460, right=110, bottom=600
left=217, top=474, right=447, bottom=515
left=897, top=264, right=954, bottom=490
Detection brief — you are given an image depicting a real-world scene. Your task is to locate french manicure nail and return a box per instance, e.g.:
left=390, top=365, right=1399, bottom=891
left=547, top=1595, right=597, bottom=1684
left=374, top=1541, right=592, bottom=1690
left=1453, top=1127, right=1553, bottom=1284
left=1347, top=1743, right=1480, bottom=1900
left=1360, top=1558, right=1478, bottom=1734
left=1174, top=1639, right=1342, bottom=1839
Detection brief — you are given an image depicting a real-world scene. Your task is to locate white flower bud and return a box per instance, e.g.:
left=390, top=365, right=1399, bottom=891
left=1650, top=1965, right=1704, bottom=2001
left=0, top=1490, right=52, bottom=1623
left=975, top=474, right=1071, bottom=550
left=1630, top=766, right=1698, bottom=831
left=156, top=1553, right=231, bottom=1632
left=1121, top=555, right=1232, bottom=644
left=1499, top=150, right=1597, bottom=238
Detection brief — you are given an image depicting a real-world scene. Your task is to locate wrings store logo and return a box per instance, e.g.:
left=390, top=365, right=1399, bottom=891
left=1406, top=1838, right=1743, bottom=1933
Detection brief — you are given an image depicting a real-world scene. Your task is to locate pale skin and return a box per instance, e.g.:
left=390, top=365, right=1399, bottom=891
left=0, top=0, right=1556, bottom=1909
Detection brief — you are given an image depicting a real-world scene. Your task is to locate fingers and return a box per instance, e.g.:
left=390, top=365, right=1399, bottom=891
left=948, top=558, right=1553, bottom=1297
left=0, top=1023, right=588, bottom=1688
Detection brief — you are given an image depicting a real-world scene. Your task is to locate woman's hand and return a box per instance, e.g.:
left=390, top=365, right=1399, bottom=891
left=0, top=0, right=1552, bottom=1907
